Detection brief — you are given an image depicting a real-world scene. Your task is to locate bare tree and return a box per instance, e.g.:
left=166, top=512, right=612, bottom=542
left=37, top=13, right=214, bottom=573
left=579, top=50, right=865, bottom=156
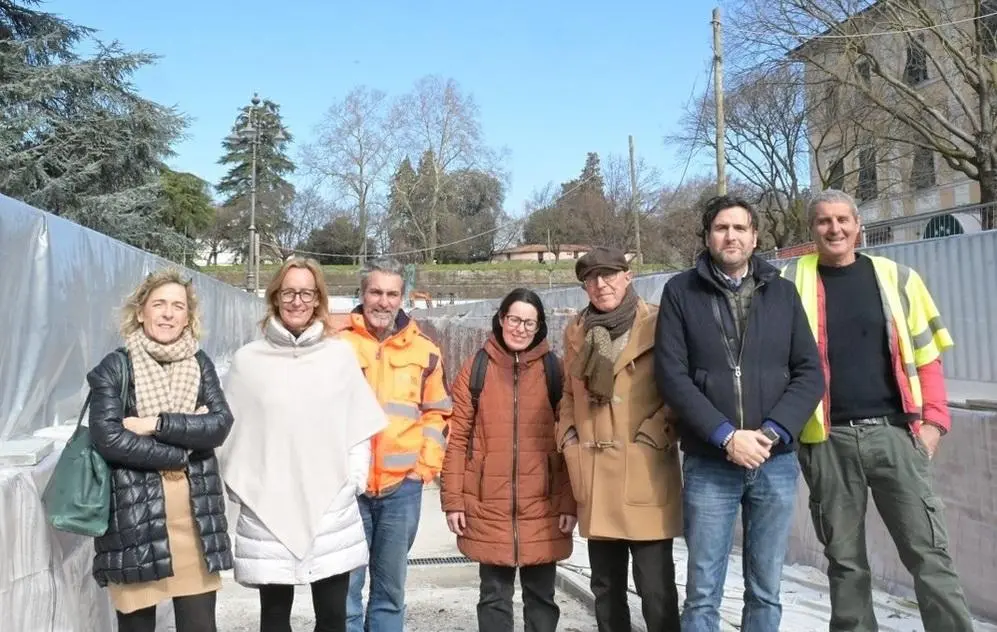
left=645, top=176, right=761, bottom=267
left=729, top=0, right=997, bottom=227
left=603, top=152, right=663, bottom=252
left=301, top=87, right=398, bottom=262
left=393, top=76, right=500, bottom=261
left=199, top=204, right=240, bottom=266
left=671, top=63, right=874, bottom=246
left=271, top=184, right=335, bottom=259
left=522, top=182, right=573, bottom=259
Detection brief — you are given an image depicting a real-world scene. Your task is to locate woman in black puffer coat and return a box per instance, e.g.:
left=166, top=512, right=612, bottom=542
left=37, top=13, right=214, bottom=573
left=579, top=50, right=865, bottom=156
left=87, top=269, right=234, bottom=632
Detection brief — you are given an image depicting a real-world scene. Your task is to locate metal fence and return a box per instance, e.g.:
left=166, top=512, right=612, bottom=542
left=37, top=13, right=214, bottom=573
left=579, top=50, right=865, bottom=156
left=416, top=229, right=997, bottom=397
left=0, top=194, right=263, bottom=441
left=761, top=202, right=997, bottom=260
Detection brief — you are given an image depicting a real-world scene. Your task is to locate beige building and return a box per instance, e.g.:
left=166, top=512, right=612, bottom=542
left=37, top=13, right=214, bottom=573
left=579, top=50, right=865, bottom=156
left=796, top=0, right=995, bottom=243
left=491, top=244, right=591, bottom=263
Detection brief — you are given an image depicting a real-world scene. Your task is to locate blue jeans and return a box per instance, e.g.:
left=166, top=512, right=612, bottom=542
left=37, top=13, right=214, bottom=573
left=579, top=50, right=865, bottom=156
left=681, top=451, right=799, bottom=632
left=346, top=478, right=423, bottom=632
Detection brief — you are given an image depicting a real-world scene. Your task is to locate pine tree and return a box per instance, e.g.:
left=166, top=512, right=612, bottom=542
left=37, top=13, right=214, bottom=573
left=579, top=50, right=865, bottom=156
left=386, top=155, right=430, bottom=261
left=159, top=169, right=214, bottom=236
left=216, top=96, right=295, bottom=262
left=0, top=0, right=187, bottom=252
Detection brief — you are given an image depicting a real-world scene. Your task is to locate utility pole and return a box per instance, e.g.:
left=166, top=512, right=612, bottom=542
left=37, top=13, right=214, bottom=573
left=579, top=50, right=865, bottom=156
left=712, top=7, right=727, bottom=195
left=228, top=93, right=286, bottom=294
left=628, top=135, right=643, bottom=267
left=250, top=114, right=259, bottom=294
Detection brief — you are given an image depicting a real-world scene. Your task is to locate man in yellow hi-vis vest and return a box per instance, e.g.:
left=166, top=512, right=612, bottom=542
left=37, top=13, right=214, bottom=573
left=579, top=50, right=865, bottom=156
left=782, top=190, right=973, bottom=632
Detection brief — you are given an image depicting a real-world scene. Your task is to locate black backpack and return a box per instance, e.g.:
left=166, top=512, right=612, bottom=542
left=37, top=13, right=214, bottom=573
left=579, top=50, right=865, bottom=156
left=468, top=348, right=562, bottom=416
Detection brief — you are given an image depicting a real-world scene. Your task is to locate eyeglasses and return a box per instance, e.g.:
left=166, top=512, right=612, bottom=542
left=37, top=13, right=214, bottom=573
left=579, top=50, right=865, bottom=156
left=582, top=270, right=623, bottom=287
left=504, top=315, right=539, bottom=333
left=279, top=288, right=318, bottom=304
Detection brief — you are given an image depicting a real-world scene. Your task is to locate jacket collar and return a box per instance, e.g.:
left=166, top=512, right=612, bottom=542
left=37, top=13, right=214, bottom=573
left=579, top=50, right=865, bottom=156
left=695, top=252, right=779, bottom=292
left=484, top=333, right=550, bottom=368
left=613, top=300, right=656, bottom=374
left=348, top=306, right=419, bottom=347
left=264, top=317, right=325, bottom=349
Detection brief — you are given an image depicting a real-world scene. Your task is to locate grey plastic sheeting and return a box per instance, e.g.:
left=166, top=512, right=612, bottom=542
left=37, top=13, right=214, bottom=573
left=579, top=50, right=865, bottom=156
left=416, top=230, right=997, bottom=390
left=0, top=194, right=263, bottom=441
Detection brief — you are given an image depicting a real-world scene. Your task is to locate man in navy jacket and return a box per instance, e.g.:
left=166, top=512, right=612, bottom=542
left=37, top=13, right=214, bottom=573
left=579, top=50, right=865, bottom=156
left=654, top=195, right=824, bottom=632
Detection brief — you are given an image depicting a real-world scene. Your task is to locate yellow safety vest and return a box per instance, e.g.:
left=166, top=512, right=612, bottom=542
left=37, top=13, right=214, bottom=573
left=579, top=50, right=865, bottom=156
left=781, top=254, right=953, bottom=443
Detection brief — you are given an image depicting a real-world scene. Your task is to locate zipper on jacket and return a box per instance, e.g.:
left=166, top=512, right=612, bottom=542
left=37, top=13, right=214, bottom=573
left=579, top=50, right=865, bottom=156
left=712, top=297, right=745, bottom=429
left=512, top=352, right=521, bottom=566
left=371, top=346, right=384, bottom=496
left=711, top=280, right=766, bottom=430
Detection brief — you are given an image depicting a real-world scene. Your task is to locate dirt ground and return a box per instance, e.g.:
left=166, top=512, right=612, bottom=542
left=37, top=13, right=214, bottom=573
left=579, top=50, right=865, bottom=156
left=213, top=564, right=593, bottom=631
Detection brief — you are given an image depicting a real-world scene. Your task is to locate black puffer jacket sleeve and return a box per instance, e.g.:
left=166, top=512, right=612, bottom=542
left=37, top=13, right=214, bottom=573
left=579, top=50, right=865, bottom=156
left=87, top=350, right=189, bottom=470
left=155, top=352, right=234, bottom=451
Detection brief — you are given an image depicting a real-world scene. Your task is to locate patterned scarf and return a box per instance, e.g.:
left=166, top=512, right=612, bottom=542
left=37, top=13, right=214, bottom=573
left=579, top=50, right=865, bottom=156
left=125, top=328, right=201, bottom=420
left=571, top=287, right=639, bottom=406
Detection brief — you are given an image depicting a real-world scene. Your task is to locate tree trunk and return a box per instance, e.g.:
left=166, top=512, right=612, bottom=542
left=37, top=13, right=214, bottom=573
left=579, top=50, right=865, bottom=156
left=358, top=189, right=368, bottom=263
left=978, top=166, right=997, bottom=229
left=429, top=163, right=441, bottom=263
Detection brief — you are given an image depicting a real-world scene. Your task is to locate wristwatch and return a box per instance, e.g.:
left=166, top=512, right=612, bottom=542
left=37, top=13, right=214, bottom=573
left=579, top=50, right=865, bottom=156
left=720, top=430, right=736, bottom=450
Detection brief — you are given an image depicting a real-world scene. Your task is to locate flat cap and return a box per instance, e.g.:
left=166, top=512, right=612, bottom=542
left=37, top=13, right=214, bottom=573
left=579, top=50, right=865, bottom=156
left=575, top=246, right=629, bottom=282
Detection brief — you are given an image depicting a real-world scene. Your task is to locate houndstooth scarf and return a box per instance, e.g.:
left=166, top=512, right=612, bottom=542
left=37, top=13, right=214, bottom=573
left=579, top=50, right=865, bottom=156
left=125, top=328, right=201, bottom=420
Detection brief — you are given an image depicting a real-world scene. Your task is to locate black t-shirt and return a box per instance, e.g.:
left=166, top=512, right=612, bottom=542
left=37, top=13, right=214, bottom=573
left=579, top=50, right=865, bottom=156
left=818, top=255, right=903, bottom=422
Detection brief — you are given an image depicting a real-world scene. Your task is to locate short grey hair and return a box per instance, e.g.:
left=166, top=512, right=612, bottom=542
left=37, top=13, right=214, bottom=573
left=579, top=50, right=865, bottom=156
left=359, top=257, right=406, bottom=293
left=808, top=189, right=859, bottom=225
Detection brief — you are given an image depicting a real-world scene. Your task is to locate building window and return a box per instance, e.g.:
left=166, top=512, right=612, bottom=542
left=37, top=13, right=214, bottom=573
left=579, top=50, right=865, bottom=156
left=904, top=36, right=929, bottom=85
left=857, top=147, right=878, bottom=201
left=824, top=83, right=839, bottom=119
left=983, top=0, right=997, bottom=56
left=865, top=225, right=893, bottom=246
left=911, top=147, right=936, bottom=190
left=856, top=60, right=872, bottom=85
left=828, top=157, right=846, bottom=190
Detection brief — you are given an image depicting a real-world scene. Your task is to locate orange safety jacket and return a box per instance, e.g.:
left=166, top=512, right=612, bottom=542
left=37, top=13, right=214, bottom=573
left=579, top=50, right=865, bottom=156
left=341, top=309, right=452, bottom=496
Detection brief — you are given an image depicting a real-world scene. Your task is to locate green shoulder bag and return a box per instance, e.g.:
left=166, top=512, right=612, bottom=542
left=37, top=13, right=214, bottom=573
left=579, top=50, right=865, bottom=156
left=41, top=351, right=128, bottom=537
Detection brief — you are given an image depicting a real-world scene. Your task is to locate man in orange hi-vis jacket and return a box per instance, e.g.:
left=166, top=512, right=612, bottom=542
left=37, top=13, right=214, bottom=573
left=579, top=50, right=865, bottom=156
left=341, top=257, right=452, bottom=632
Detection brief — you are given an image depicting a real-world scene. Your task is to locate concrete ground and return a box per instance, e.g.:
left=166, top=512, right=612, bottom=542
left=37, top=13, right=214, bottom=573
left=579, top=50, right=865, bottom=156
left=560, top=535, right=997, bottom=632
left=203, top=482, right=996, bottom=631
left=214, top=565, right=593, bottom=632
left=210, top=483, right=593, bottom=631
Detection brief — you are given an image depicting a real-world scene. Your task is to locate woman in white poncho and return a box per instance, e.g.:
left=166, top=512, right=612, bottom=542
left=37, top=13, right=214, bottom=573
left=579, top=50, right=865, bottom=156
left=221, top=257, right=386, bottom=632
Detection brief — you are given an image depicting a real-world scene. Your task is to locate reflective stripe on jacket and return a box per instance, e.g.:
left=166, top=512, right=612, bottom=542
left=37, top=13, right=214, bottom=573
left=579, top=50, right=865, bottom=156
left=781, top=254, right=953, bottom=443
left=341, top=310, right=452, bottom=495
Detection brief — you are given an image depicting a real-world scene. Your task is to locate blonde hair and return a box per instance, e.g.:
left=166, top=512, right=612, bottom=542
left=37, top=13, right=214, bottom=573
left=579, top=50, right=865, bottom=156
left=261, top=257, right=333, bottom=335
left=120, top=269, right=202, bottom=340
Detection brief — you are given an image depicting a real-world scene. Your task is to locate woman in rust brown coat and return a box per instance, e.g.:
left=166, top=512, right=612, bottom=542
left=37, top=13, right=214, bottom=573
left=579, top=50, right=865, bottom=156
left=441, top=288, right=576, bottom=632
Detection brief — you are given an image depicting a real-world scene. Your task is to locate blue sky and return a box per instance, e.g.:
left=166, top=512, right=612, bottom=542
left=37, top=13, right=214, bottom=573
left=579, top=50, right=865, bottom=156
left=45, top=0, right=718, bottom=215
